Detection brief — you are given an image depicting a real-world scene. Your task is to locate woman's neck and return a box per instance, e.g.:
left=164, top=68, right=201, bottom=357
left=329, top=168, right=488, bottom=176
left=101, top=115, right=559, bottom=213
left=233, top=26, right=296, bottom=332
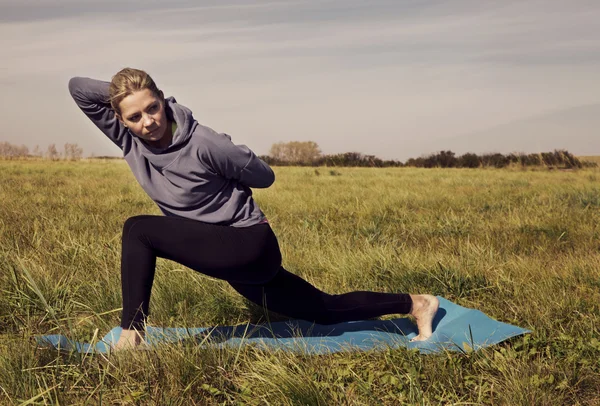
left=148, top=120, right=173, bottom=149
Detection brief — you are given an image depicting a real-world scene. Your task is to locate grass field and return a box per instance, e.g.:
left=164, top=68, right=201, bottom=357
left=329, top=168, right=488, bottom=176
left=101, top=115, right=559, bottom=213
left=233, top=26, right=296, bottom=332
left=1, top=160, right=599, bottom=405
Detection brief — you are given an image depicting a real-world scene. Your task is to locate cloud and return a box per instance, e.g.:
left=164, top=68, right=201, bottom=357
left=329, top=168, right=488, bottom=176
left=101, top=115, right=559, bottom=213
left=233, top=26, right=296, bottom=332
left=0, top=0, right=302, bottom=23
left=1, top=0, right=599, bottom=159
left=3, top=0, right=599, bottom=78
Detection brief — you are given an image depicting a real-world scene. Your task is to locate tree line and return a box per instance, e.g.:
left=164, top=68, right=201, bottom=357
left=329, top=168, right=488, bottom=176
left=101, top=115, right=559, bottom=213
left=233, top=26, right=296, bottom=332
left=261, top=141, right=595, bottom=169
left=0, top=142, right=84, bottom=160
left=0, top=140, right=595, bottom=168
left=263, top=141, right=403, bottom=167
left=403, top=150, right=594, bottom=169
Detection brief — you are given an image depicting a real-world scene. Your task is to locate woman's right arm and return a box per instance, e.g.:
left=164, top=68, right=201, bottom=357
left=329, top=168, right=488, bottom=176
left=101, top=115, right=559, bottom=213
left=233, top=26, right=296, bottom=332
left=68, top=77, right=129, bottom=150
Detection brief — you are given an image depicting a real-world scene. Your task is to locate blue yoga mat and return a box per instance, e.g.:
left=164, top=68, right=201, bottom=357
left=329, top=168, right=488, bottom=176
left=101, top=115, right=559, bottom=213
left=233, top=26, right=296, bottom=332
left=36, top=297, right=530, bottom=354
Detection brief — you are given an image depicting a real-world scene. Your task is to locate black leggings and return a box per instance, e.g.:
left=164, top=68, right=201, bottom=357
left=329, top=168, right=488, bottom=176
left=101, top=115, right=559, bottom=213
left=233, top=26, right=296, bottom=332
left=120, top=215, right=412, bottom=330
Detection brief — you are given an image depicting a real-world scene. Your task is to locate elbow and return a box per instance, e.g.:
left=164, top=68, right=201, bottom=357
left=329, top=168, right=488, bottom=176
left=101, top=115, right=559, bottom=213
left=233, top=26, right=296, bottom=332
left=68, top=77, right=84, bottom=100
left=259, top=166, right=276, bottom=188
left=68, top=77, right=80, bottom=96
left=260, top=169, right=275, bottom=188
left=242, top=168, right=275, bottom=189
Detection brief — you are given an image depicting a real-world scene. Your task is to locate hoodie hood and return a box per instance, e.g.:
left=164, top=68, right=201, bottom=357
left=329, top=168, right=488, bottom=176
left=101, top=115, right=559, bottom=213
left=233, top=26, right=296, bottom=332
left=165, top=96, right=196, bottom=147
left=133, top=96, right=198, bottom=167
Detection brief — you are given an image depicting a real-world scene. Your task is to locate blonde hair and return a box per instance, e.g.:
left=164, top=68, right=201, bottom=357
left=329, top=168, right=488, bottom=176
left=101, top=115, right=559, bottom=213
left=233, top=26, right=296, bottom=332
left=109, top=68, right=162, bottom=115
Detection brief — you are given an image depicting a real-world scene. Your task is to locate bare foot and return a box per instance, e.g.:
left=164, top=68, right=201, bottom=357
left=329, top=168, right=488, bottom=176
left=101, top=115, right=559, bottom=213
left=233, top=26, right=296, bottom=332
left=111, top=328, right=146, bottom=352
left=409, top=294, right=439, bottom=342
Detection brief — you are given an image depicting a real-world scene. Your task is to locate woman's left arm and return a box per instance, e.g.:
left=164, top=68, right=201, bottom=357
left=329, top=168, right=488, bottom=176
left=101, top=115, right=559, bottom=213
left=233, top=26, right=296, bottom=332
left=203, top=131, right=275, bottom=188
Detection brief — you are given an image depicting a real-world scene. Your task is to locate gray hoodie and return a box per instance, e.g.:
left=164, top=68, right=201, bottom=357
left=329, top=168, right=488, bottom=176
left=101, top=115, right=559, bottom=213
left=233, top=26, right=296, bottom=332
left=68, top=77, right=274, bottom=227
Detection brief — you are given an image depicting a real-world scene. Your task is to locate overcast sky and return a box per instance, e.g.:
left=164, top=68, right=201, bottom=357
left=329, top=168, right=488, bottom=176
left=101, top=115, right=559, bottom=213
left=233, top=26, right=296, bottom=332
left=1, top=0, right=599, bottom=160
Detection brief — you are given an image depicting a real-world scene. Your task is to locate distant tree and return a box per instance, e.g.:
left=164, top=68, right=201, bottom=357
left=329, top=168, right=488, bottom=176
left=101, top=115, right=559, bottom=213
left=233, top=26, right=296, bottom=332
left=63, top=143, right=83, bottom=160
left=32, top=145, right=42, bottom=157
left=481, top=153, right=509, bottom=168
left=0, top=142, right=15, bottom=159
left=47, top=144, right=59, bottom=160
left=19, top=144, right=29, bottom=158
left=405, top=156, right=426, bottom=167
left=437, top=150, right=458, bottom=168
left=268, top=143, right=284, bottom=162
left=0, top=142, right=28, bottom=159
left=269, top=141, right=322, bottom=164
left=458, top=153, right=481, bottom=168
left=523, top=153, right=542, bottom=166
left=559, top=150, right=582, bottom=168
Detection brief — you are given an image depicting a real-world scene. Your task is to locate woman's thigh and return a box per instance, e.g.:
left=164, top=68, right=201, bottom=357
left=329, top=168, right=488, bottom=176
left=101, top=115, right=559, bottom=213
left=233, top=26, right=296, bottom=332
left=122, top=215, right=281, bottom=284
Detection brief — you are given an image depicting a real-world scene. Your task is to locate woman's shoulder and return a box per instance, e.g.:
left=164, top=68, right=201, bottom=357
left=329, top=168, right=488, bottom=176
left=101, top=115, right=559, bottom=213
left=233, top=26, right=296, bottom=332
left=191, top=125, right=233, bottom=163
left=193, top=124, right=233, bottom=147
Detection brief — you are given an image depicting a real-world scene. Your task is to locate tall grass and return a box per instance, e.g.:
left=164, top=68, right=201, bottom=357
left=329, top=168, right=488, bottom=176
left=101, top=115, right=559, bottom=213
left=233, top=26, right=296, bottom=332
left=1, top=161, right=599, bottom=404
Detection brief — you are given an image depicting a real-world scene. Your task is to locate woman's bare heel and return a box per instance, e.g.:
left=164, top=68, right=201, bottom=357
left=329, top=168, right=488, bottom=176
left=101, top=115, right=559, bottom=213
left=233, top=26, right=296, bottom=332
left=409, top=295, right=439, bottom=342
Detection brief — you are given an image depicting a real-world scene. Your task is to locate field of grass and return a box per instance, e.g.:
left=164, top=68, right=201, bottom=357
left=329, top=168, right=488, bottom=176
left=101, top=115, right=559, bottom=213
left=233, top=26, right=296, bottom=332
left=1, top=160, right=599, bottom=405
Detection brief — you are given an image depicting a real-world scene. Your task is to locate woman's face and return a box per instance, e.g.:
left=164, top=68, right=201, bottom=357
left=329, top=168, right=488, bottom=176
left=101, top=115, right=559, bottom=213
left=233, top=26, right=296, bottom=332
left=117, top=88, right=168, bottom=144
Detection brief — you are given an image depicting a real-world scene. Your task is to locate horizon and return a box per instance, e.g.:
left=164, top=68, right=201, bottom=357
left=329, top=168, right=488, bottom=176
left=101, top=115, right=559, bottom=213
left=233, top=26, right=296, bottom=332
left=1, top=0, right=599, bottom=160
left=2, top=140, right=596, bottom=164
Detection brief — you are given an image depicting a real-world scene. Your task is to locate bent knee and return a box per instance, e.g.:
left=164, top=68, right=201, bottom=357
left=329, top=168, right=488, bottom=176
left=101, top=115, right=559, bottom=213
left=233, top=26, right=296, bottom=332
left=122, top=215, right=156, bottom=236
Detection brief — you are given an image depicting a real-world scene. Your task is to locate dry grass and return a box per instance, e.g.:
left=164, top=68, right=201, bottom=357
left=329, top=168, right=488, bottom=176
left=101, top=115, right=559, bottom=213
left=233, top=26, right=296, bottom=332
left=1, top=161, right=599, bottom=404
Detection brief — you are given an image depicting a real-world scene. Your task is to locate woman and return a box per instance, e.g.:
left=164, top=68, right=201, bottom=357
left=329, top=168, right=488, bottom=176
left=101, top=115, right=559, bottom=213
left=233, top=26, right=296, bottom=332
left=68, top=68, right=439, bottom=350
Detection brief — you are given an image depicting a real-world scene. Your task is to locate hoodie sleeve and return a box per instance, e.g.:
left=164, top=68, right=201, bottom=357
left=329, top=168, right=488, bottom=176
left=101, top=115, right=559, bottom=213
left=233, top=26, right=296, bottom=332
left=202, top=131, right=275, bottom=188
left=68, top=77, right=129, bottom=150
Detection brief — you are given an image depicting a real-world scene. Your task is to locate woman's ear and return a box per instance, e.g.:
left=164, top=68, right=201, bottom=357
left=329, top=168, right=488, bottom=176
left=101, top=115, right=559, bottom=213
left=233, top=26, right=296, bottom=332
left=116, top=113, right=127, bottom=128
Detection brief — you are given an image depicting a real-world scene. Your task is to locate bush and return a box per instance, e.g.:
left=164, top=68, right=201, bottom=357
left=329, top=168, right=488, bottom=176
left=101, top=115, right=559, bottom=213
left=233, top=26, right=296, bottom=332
left=402, top=150, right=591, bottom=169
